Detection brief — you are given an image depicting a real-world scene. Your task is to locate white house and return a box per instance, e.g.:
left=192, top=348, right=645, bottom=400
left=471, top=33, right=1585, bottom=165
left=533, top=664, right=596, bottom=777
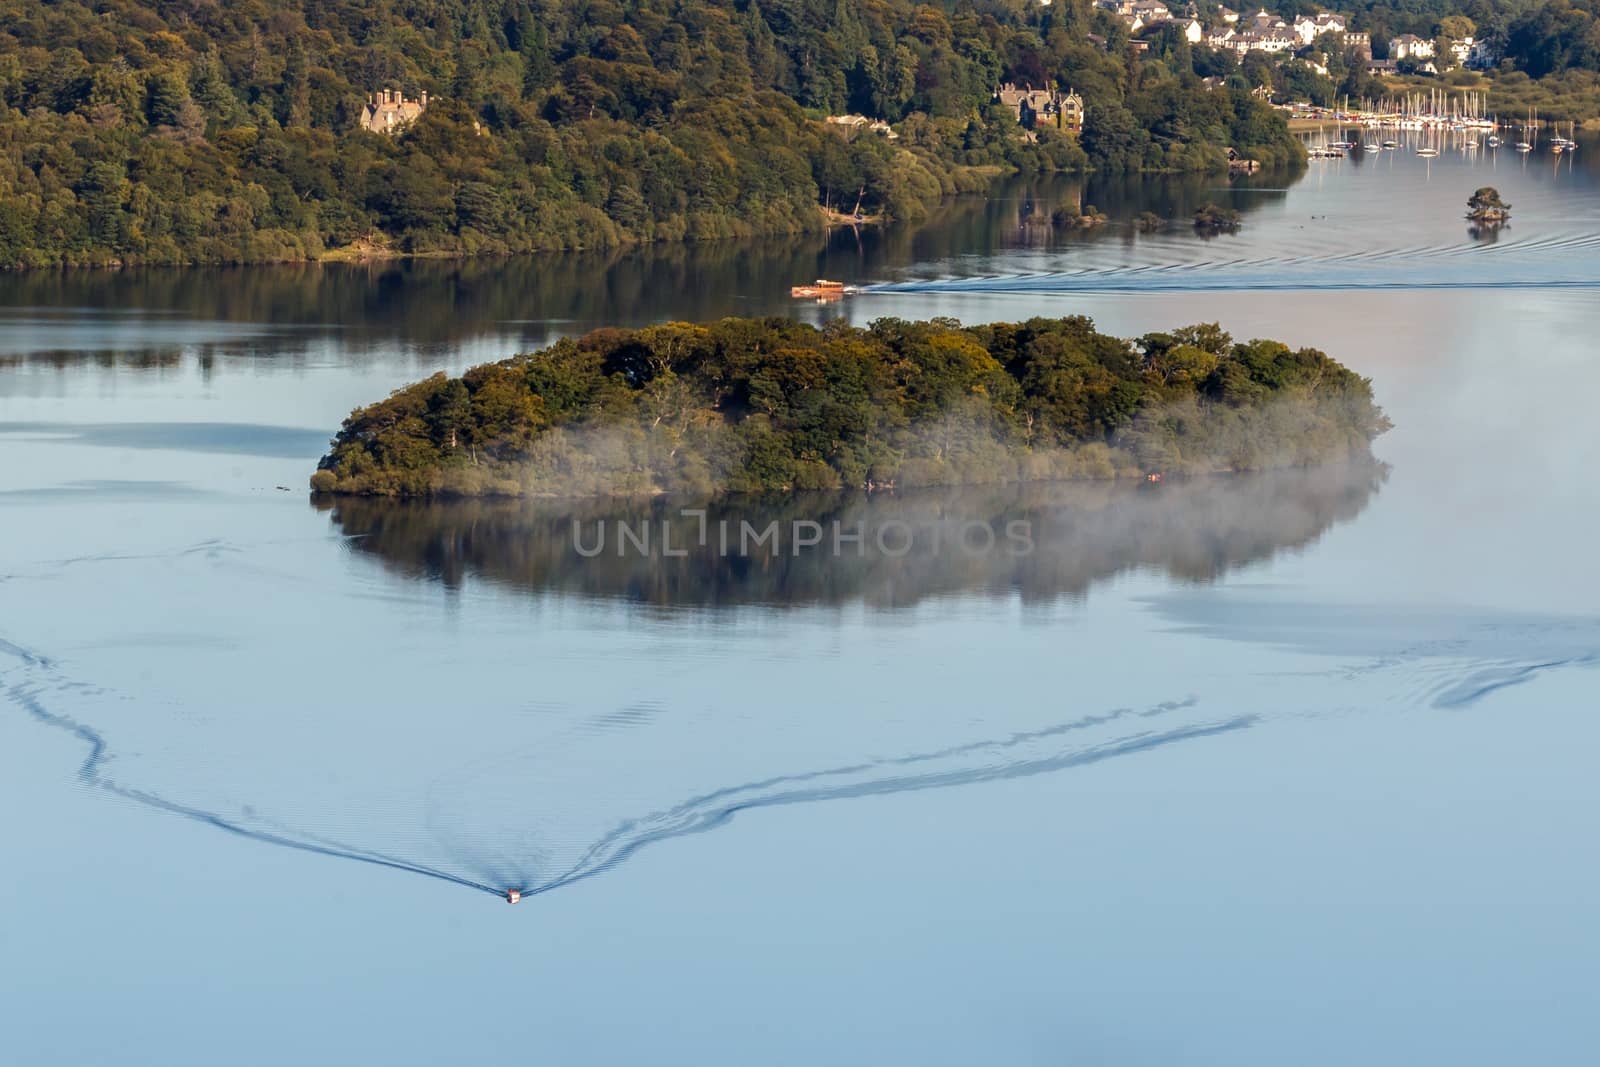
left=1389, top=33, right=1435, bottom=60
left=1216, top=5, right=1240, bottom=23
left=1293, top=12, right=1348, bottom=45
left=825, top=115, right=899, bottom=139
left=1233, top=29, right=1298, bottom=53
left=1447, top=36, right=1474, bottom=66
left=1174, top=16, right=1204, bottom=42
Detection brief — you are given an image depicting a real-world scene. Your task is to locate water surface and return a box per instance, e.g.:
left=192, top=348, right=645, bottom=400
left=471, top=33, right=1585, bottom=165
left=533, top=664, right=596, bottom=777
left=3, top=144, right=1599, bottom=1066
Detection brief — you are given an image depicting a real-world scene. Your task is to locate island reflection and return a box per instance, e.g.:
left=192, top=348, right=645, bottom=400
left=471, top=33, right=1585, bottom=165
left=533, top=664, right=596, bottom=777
left=318, top=461, right=1386, bottom=609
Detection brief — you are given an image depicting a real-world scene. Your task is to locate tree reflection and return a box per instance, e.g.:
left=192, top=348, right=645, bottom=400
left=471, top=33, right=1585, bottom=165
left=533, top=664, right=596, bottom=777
left=0, top=171, right=1299, bottom=369
left=318, top=462, right=1387, bottom=609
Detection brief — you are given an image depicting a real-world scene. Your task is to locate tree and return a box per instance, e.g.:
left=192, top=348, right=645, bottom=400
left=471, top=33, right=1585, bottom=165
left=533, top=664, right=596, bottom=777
left=1080, top=102, right=1144, bottom=171
left=430, top=380, right=473, bottom=451
left=146, top=70, right=193, bottom=128
left=1466, top=186, right=1511, bottom=221
left=1193, top=201, right=1242, bottom=234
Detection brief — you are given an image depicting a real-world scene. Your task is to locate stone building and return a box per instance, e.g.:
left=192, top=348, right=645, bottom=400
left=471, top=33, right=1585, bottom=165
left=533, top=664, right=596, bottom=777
left=360, top=89, right=429, bottom=134
left=1340, top=32, right=1372, bottom=59
left=995, top=84, right=1085, bottom=133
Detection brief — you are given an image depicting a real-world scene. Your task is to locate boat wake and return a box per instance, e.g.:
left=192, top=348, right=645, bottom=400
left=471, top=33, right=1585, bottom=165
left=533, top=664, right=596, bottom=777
left=2, top=638, right=1250, bottom=901
left=6, top=587, right=1597, bottom=903
left=1148, top=594, right=1600, bottom=709
left=862, top=233, right=1600, bottom=295
left=0, top=657, right=505, bottom=898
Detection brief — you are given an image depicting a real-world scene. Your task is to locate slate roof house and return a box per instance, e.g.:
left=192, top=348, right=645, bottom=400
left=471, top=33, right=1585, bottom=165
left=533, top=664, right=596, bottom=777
left=360, top=89, right=429, bottom=134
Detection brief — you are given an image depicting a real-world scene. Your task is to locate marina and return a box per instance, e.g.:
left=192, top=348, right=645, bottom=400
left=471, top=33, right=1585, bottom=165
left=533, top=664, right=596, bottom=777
left=1303, top=122, right=1587, bottom=162
left=1283, top=89, right=1501, bottom=131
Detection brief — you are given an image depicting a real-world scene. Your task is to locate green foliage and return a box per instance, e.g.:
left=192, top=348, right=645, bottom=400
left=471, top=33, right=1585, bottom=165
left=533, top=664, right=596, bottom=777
left=1050, top=203, right=1107, bottom=227
left=1342, top=0, right=1600, bottom=96
left=1467, top=185, right=1511, bottom=219
left=1193, top=201, right=1244, bottom=233
left=0, top=0, right=1304, bottom=267
left=1502, top=1, right=1600, bottom=79
left=314, top=315, right=1390, bottom=497
left=1484, top=68, right=1600, bottom=124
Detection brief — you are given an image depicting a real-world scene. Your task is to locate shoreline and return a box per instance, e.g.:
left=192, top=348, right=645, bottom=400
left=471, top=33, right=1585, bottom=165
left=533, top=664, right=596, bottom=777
left=309, top=457, right=1384, bottom=503
left=1, top=172, right=1014, bottom=272
left=0, top=158, right=1298, bottom=272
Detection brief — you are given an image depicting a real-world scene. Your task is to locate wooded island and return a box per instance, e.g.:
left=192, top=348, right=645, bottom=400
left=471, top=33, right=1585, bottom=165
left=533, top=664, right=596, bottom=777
left=312, top=315, right=1389, bottom=498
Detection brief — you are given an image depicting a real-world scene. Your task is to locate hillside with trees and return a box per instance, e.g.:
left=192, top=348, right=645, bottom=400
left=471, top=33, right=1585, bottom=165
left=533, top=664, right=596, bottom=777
left=1335, top=0, right=1600, bottom=79
left=311, top=314, right=1390, bottom=497
left=0, top=0, right=1301, bottom=267
left=1226, top=1, right=1600, bottom=122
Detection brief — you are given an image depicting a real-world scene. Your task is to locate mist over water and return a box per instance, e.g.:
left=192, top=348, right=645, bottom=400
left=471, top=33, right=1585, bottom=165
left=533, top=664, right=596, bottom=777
left=323, top=465, right=1387, bottom=608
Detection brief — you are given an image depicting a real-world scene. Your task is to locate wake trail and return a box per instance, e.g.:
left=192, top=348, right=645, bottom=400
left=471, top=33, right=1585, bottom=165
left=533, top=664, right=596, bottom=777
left=0, top=642, right=502, bottom=899
left=1427, top=656, right=1600, bottom=709
left=524, top=708, right=1255, bottom=897
left=2, top=634, right=1244, bottom=902
left=862, top=233, right=1600, bottom=296
left=8, top=599, right=1595, bottom=903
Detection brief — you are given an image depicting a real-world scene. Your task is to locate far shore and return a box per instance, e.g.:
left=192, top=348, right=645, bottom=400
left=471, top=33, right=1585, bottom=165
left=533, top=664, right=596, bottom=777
left=1, top=163, right=1029, bottom=271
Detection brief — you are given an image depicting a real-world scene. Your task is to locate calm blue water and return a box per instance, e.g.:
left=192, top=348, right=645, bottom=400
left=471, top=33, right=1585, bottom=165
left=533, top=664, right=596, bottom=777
left=3, top=144, right=1599, bottom=1065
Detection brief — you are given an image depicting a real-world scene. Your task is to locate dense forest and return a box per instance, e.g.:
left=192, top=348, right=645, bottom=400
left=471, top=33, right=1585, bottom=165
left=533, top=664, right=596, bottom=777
left=311, top=314, right=1390, bottom=497
left=0, top=0, right=1303, bottom=267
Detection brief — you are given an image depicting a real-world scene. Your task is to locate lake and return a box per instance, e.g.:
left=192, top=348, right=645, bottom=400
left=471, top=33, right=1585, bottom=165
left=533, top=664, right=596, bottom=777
left=3, top=140, right=1599, bottom=1065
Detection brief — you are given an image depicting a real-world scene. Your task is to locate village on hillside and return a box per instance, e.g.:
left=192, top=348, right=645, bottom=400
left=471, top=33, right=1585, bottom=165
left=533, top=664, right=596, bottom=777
left=972, top=4, right=1510, bottom=144
left=1093, top=3, right=1495, bottom=77
left=813, top=0, right=1513, bottom=176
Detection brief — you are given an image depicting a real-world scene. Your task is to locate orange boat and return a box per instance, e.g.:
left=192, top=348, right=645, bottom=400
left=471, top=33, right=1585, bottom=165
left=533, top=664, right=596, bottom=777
left=790, top=279, right=849, bottom=300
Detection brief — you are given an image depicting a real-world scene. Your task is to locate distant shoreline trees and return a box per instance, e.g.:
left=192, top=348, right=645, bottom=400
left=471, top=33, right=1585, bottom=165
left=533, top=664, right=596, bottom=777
left=0, top=0, right=1302, bottom=268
